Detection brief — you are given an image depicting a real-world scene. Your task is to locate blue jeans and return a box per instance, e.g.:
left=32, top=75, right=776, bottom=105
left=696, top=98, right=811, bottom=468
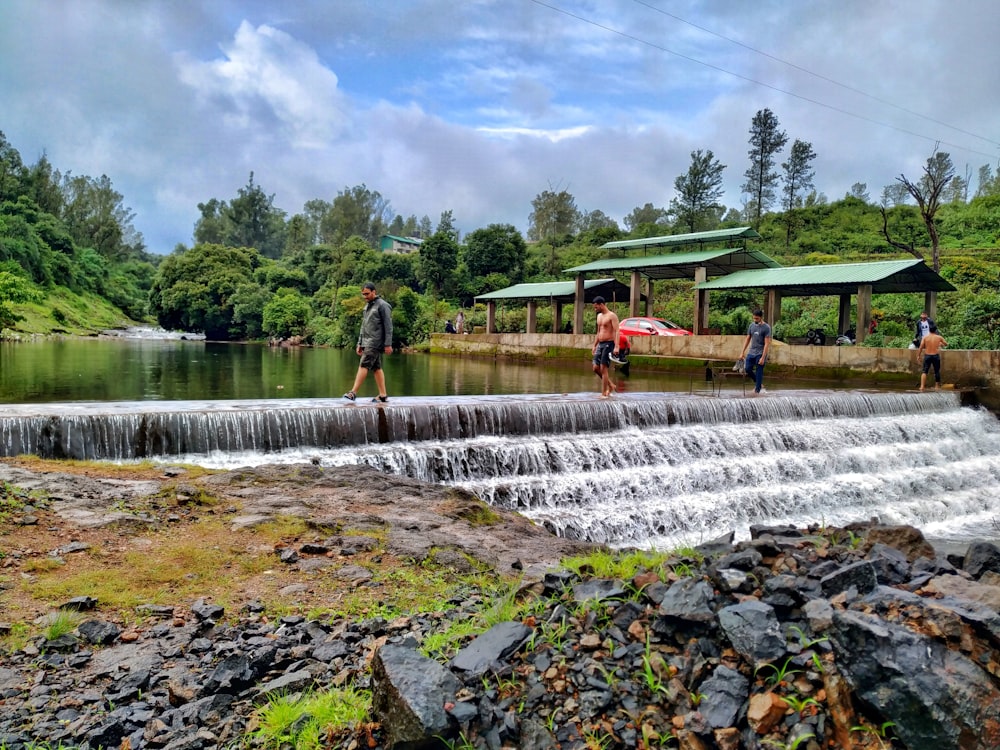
left=745, top=353, right=766, bottom=392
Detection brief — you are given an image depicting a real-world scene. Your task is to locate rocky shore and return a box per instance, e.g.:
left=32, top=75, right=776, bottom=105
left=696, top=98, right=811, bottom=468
left=2, top=463, right=1000, bottom=749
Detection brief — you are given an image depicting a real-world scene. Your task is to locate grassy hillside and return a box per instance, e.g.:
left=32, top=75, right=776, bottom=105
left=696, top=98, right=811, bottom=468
left=3, top=285, right=143, bottom=338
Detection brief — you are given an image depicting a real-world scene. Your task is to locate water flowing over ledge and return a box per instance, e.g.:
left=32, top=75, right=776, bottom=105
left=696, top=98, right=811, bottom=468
left=3, top=390, right=996, bottom=550
left=0, top=390, right=963, bottom=460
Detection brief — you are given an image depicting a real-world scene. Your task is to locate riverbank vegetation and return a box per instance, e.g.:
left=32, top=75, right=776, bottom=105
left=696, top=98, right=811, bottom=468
left=2, top=121, right=1000, bottom=348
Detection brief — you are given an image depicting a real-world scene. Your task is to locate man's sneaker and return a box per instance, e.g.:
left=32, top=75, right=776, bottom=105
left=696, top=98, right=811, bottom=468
left=609, top=355, right=624, bottom=365
left=343, top=391, right=356, bottom=401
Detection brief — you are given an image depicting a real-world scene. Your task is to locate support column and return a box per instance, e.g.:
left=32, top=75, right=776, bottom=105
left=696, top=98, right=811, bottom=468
left=574, top=274, right=585, bottom=334
left=630, top=270, right=642, bottom=316
left=838, top=295, right=852, bottom=336
left=645, top=278, right=654, bottom=317
left=925, top=290, right=937, bottom=320
left=856, top=284, right=872, bottom=344
left=764, top=290, right=782, bottom=328
left=526, top=300, right=537, bottom=334
left=694, top=267, right=708, bottom=334
left=487, top=301, right=497, bottom=334
left=554, top=302, right=563, bottom=334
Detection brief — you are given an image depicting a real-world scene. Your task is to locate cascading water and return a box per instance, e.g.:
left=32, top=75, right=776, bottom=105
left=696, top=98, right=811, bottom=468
left=40, top=389, right=993, bottom=551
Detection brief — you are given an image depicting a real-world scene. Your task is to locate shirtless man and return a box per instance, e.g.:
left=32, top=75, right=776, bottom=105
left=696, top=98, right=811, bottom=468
left=591, top=296, right=620, bottom=397
left=918, top=325, right=947, bottom=391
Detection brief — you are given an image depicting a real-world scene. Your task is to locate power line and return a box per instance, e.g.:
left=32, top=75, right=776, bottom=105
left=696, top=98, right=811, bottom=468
left=527, top=0, right=999, bottom=162
left=632, top=0, right=1000, bottom=150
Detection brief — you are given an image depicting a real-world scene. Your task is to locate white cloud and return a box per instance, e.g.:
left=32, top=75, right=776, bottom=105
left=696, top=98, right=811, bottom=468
left=176, top=20, right=349, bottom=150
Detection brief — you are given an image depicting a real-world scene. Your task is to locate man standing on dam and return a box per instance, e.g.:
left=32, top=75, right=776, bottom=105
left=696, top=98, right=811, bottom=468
left=740, top=309, right=772, bottom=395
left=591, top=296, right=620, bottom=398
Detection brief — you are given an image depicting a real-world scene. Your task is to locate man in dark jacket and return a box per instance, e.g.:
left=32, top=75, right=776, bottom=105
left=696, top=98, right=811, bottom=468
left=343, top=283, right=393, bottom=403
left=913, top=311, right=935, bottom=347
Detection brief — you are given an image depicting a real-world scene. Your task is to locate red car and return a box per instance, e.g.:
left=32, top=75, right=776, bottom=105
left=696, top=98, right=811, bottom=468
left=619, top=317, right=692, bottom=337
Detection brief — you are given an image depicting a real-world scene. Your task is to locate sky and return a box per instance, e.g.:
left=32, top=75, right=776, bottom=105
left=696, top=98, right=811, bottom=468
left=2, top=0, right=999, bottom=254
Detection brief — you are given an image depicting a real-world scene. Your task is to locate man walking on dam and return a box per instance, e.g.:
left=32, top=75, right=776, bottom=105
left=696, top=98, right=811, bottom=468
left=344, top=282, right=393, bottom=403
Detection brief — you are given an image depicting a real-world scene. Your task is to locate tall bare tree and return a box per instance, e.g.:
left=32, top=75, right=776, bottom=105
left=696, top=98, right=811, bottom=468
left=741, top=108, right=788, bottom=228
left=780, top=139, right=816, bottom=248
left=880, top=147, right=955, bottom=317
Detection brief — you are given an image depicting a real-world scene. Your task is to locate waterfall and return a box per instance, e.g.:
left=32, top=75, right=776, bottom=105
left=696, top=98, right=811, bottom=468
left=20, top=389, right=990, bottom=550
left=0, top=391, right=958, bottom=460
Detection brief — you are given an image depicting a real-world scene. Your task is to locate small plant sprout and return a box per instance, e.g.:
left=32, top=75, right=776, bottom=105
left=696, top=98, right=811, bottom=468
left=763, top=733, right=815, bottom=750
left=851, top=720, right=898, bottom=748
left=781, top=692, right=820, bottom=716
left=786, top=624, right=828, bottom=650
left=755, top=657, right=802, bottom=688
left=689, top=692, right=707, bottom=707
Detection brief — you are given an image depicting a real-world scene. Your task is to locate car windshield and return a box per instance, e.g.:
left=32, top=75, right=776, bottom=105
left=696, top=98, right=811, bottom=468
left=651, top=320, right=675, bottom=330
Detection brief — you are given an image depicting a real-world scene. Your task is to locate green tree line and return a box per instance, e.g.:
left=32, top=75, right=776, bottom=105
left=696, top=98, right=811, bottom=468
left=3, top=112, right=1000, bottom=349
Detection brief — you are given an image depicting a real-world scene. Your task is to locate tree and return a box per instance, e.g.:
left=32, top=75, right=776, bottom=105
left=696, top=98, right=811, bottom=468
left=225, top=173, right=287, bottom=259
left=848, top=183, right=870, bottom=203
left=741, top=108, right=788, bottom=227
left=149, top=243, right=261, bottom=339
left=669, top=149, right=726, bottom=233
left=0, top=263, right=42, bottom=327
left=462, top=224, right=527, bottom=284
left=899, top=149, right=955, bottom=272
left=943, top=171, right=969, bottom=204
left=194, top=198, right=228, bottom=245
left=436, top=209, right=458, bottom=241
left=0, top=131, right=25, bottom=204
left=528, top=188, right=579, bottom=241
left=61, top=173, right=144, bottom=261
left=781, top=139, right=817, bottom=248
left=320, top=184, right=391, bottom=247
left=974, top=164, right=999, bottom=199
left=578, top=209, right=619, bottom=233
left=880, top=183, right=910, bottom=207
left=623, top=203, right=668, bottom=232
left=262, top=288, right=312, bottom=339
left=417, top=230, right=459, bottom=297
left=25, top=153, right=63, bottom=216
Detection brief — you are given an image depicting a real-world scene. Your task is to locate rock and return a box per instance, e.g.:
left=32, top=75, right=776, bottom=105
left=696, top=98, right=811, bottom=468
left=451, top=621, right=532, bottom=676
left=697, top=665, right=748, bottom=729
left=717, top=600, right=786, bottom=665
left=372, top=645, right=461, bottom=748
left=862, top=524, right=936, bottom=561
left=830, top=609, right=1000, bottom=750
left=747, top=691, right=787, bottom=734
left=964, top=541, right=1000, bottom=579
left=659, top=577, right=717, bottom=623
left=819, top=560, right=876, bottom=597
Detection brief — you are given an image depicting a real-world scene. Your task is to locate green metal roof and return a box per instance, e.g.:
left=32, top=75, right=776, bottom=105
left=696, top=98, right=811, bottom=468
left=564, top=246, right=782, bottom=280
left=695, top=259, right=956, bottom=296
left=475, top=277, right=639, bottom=303
left=600, top=226, right=761, bottom=251
left=380, top=234, right=422, bottom=244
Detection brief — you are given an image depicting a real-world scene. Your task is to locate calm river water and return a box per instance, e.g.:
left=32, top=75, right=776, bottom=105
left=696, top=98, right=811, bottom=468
left=0, top=333, right=709, bottom=403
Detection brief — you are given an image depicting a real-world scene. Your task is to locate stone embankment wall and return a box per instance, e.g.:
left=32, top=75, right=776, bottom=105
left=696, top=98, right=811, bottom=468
left=431, top=333, right=1000, bottom=408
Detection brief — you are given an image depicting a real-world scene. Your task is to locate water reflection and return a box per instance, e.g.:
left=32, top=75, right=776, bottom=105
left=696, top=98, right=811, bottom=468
left=0, top=337, right=712, bottom=403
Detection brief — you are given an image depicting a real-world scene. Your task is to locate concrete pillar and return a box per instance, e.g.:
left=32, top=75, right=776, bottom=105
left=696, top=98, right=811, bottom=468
left=574, top=274, right=585, bottom=334
left=925, top=290, right=937, bottom=320
left=526, top=300, right=537, bottom=334
left=765, top=289, right=782, bottom=328
left=838, top=295, right=852, bottom=336
left=645, top=278, right=654, bottom=317
left=856, top=284, right=872, bottom=344
left=554, top=302, right=563, bottom=334
left=487, top=301, right=497, bottom=334
left=694, top=267, right=708, bottom=334
left=630, top=270, right=642, bottom=316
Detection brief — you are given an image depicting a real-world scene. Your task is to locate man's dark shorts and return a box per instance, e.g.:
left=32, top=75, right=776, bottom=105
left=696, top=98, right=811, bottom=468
left=360, top=347, right=383, bottom=371
left=922, top=353, right=941, bottom=379
left=593, top=340, right=614, bottom=367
